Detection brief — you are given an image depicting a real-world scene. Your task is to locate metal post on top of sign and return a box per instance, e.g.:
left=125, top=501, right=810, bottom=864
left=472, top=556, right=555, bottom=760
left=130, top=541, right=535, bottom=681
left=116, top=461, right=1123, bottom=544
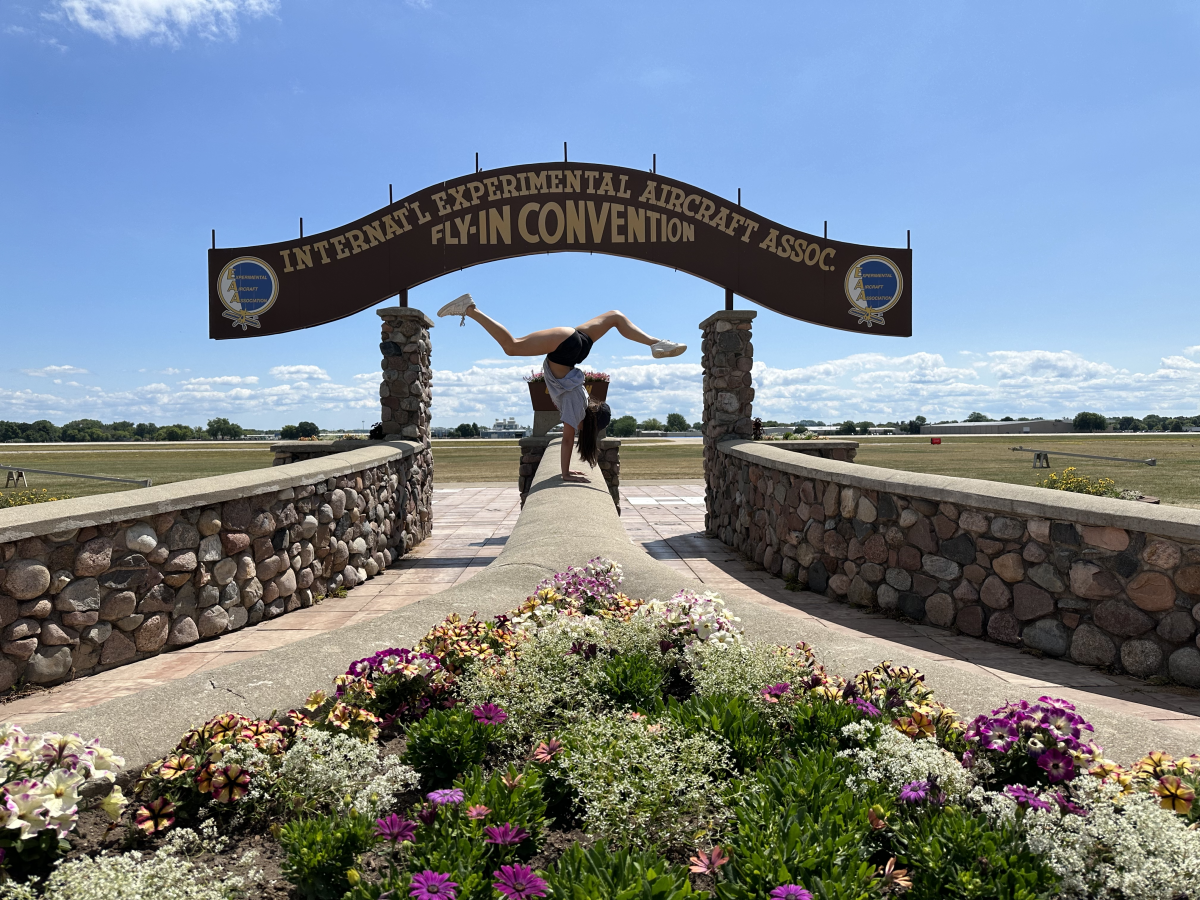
left=907, top=229, right=911, bottom=249
left=389, top=184, right=393, bottom=205
left=399, top=288, right=408, bottom=309
left=211, top=229, right=215, bottom=250
left=475, top=152, right=479, bottom=173
left=824, top=221, right=827, bottom=239
left=725, top=287, right=733, bottom=311
left=652, top=153, right=656, bottom=174
left=563, top=142, right=567, bottom=163
left=299, top=217, right=303, bottom=239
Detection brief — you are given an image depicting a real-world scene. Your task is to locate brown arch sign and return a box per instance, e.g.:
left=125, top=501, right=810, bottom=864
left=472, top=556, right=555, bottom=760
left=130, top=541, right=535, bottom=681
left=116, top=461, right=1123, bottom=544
left=208, top=161, right=911, bottom=339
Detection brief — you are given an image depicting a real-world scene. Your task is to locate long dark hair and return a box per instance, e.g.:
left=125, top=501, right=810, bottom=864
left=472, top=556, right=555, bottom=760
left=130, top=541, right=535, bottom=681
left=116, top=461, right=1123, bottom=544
left=577, top=401, right=611, bottom=467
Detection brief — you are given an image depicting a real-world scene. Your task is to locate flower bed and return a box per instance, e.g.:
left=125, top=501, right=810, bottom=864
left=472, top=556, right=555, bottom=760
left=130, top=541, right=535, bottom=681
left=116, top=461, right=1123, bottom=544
left=3, top=559, right=1200, bottom=899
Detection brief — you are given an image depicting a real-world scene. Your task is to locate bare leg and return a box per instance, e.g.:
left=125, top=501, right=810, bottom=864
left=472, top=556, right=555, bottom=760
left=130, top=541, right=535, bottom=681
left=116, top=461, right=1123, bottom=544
left=466, top=308, right=573, bottom=357
left=575, top=310, right=659, bottom=346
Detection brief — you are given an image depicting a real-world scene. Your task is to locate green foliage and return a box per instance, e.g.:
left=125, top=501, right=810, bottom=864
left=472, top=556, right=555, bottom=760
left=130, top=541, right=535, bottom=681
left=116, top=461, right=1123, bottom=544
left=610, top=415, right=638, bottom=437
left=594, top=652, right=666, bottom=711
left=966, top=411, right=992, bottom=422
left=279, top=810, right=376, bottom=900
left=454, top=422, right=481, bottom=438
left=1073, top=411, right=1107, bottom=432
left=786, top=696, right=876, bottom=754
left=402, top=707, right=492, bottom=788
left=836, top=420, right=857, bottom=435
left=0, top=829, right=69, bottom=882
left=409, top=764, right=548, bottom=878
left=716, top=754, right=881, bottom=900
left=665, top=413, right=690, bottom=432
left=1117, top=416, right=1143, bottom=431
left=1036, top=466, right=1119, bottom=497
left=205, top=417, right=244, bottom=440
left=890, top=804, right=1057, bottom=900
left=906, top=415, right=927, bottom=434
left=666, top=694, right=776, bottom=773
left=639, top=418, right=665, bottom=431
left=546, top=844, right=703, bottom=899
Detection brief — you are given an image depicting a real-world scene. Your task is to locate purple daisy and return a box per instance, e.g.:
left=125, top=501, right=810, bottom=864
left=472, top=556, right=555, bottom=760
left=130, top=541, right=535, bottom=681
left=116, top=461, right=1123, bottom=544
left=1004, top=784, right=1052, bottom=812
left=484, top=822, right=530, bottom=845
left=1037, top=748, right=1075, bottom=783
left=428, top=788, right=465, bottom=805
left=473, top=703, right=508, bottom=726
left=375, top=813, right=418, bottom=843
left=769, top=887, right=814, bottom=900
left=417, top=805, right=438, bottom=825
left=850, top=697, right=880, bottom=717
left=409, top=870, right=458, bottom=900
left=492, top=863, right=548, bottom=899
left=898, top=780, right=930, bottom=803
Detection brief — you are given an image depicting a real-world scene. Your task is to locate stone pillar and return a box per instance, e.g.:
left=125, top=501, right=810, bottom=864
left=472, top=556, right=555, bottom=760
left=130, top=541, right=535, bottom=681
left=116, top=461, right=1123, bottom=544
left=377, top=307, right=435, bottom=551
left=377, top=308, right=434, bottom=444
left=518, top=437, right=549, bottom=505
left=597, top=438, right=621, bottom=513
left=700, top=310, right=756, bottom=534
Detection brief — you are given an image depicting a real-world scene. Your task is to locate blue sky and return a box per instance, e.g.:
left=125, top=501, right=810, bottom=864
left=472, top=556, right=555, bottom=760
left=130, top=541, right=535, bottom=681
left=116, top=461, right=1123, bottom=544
left=2, top=1, right=1199, bottom=430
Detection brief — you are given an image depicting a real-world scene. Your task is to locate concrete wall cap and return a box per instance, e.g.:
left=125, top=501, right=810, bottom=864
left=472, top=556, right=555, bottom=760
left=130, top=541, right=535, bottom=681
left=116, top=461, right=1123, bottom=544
left=699, top=310, right=757, bottom=329
left=376, top=307, right=435, bottom=327
left=773, top=440, right=860, bottom=452
left=0, top=444, right=417, bottom=543
left=718, top=439, right=1200, bottom=542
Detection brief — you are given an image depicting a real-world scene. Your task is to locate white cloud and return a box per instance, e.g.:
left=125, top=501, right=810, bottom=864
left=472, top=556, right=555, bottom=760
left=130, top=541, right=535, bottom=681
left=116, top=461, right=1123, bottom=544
left=1185, top=346, right=1200, bottom=358
left=56, top=0, right=277, bottom=42
left=474, top=357, right=536, bottom=366
left=622, top=354, right=653, bottom=360
left=179, top=375, right=258, bottom=385
left=269, top=365, right=330, bottom=382
left=22, top=365, right=88, bottom=377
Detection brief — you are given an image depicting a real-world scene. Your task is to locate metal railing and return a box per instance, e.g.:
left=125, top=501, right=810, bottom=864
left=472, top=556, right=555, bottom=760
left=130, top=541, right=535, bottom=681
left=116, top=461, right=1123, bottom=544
left=1, top=464, right=151, bottom=488
left=1011, top=447, right=1156, bottom=469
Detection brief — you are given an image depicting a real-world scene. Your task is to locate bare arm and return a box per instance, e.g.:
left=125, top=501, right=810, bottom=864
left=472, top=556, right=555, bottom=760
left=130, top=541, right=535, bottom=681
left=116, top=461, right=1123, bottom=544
left=560, top=425, right=587, bottom=481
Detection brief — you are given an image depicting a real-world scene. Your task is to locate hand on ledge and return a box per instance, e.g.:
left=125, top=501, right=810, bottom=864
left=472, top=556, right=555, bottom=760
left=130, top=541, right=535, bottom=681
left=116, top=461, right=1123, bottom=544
left=561, top=473, right=589, bottom=483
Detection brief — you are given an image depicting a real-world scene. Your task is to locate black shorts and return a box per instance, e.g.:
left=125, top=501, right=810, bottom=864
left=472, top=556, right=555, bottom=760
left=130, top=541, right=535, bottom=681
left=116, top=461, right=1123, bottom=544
left=547, top=329, right=594, bottom=367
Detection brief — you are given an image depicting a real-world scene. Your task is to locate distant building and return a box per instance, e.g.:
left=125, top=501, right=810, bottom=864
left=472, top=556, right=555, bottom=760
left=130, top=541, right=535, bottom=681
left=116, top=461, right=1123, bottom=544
left=431, top=426, right=452, bottom=438
left=920, top=419, right=1083, bottom=435
left=484, top=417, right=530, bottom=438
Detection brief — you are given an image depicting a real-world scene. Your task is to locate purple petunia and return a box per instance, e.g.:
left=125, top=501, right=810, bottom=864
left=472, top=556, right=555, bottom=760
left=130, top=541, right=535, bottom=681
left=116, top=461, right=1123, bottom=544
left=492, top=863, right=548, bottom=899
left=473, top=703, right=509, bottom=726
left=769, top=887, right=814, bottom=900
left=409, top=870, right=458, bottom=900
left=1053, top=791, right=1089, bottom=817
left=428, top=789, right=465, bottom=805
left=1004, top=784, right=1052, bottom=812
left=484, top=822, right=530, bottom=845
left=375, top=813, right=418, bottom=843
left=1037, top=748, right=1075, bottom=783
left=899, top=780, right=930, bottom=803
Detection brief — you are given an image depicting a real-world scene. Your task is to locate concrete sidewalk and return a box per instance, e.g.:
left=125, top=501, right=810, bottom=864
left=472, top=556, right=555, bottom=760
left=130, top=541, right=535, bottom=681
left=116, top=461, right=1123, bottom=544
left=8, top=468, right=1200, bottom=766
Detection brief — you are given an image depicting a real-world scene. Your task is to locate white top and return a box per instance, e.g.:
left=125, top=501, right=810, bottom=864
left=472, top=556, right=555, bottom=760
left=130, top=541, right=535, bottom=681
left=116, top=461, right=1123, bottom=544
left=541, top=357, right=588, bottom=429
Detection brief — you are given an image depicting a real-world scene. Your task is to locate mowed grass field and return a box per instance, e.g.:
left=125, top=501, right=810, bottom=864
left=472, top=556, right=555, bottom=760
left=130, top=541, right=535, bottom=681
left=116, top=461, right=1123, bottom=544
left=2, top=435, right=1195, bottom=508
left=0, top=443, right=276, bottom=503
left=430, top=439, right=705, bottom=482
left=852, top=434, right=1200, bottom=508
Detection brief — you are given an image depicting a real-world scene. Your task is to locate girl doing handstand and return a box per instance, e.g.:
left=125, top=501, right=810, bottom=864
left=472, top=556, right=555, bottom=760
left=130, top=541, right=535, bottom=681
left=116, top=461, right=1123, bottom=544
left=437, top=294, right=686, bottom=483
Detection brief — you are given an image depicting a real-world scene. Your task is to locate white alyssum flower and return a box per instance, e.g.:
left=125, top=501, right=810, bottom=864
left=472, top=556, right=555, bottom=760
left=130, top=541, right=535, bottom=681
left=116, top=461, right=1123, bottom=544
left=839, top=723, right=974, bottom=801
left=0, top=827, right=264, bottom=900
left=273, top=728, right=418, bottom=815
left=1022, top=775, right=1200, bottom=900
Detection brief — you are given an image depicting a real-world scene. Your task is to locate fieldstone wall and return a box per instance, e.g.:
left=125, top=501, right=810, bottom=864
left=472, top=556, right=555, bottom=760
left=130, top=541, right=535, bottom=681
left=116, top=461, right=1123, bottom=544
left=378, top=307, right=433, bottom=443
left=0, top=446, right=421, bottom=690
left=700, top=310, right=756, bottom=534
left=518, top=437, right=621, bottom=511
left=711, top=439, right=1200, bottom=686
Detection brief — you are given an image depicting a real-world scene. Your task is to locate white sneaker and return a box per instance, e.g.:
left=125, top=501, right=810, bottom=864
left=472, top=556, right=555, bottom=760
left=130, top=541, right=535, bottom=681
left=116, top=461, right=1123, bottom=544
left=437, top=293, right=476, bottom=326
left=651, top=339, right=687, bottom=358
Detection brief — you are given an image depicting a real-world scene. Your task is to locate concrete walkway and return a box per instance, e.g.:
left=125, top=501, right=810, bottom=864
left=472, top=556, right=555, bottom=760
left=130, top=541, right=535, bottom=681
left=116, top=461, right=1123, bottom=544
left=8, top=467, right=1200, bottom=765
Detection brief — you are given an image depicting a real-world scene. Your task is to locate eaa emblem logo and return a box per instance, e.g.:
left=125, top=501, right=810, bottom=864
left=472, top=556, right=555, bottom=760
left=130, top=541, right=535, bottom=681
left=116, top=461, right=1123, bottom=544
left=218, top=257, right=279, bottom=330
left=845, top=255, right=903, bottom=328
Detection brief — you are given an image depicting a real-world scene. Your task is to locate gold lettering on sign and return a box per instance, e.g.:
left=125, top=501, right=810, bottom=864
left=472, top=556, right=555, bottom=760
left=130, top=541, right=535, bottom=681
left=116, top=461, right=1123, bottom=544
left=489, top=207, right=511, bottom=244
left=683, top=221, right=695, bottom=241
left=791, top=238, right=807, bottom=262
left=500, top=175, right=519, bottom=198
left=683, top=194, right=701, bottom=217
left=468, top=181, right=486, bottom=205
left=667, top=218, right=682, bottom=242
left=596, top=172, right=616, bottom=196
left=565, top=201, right=586, bottom=243
left=484, top=177, right=501, bottom=200
left=617, top=175, right=631, bottom=198
left=383, top=215, right=404, bottom=240
left=586, top=201, right=609, bottom=241
left=697, top=198, right=715, bottom=223
left=584, top=171, right=599, bottom=194
left=758, top=228, right=780, bottom=253
left=431, top=192, right=452, bottom=216
left=610, top=203, right=625, bottom=242
left=331, top=235, right=350, bottom=259
left=648, top=210, right=660, bottom=242
left=548, top=170, right=563, bottom=192
left=409, top=201, right=431, bottom=224
left=294, top=245, right=313, bottom=269
left=627, top=206, right=645, bottom=242
left=518, top=202, right=540, bottom=243
left=728, top=213, right=745, bottom=236
left=666, top=187, right=685, bottom=212
left=565, top=170, right=581, bottom=193
left=819, top=247, right=836, bottom=270
left=394, top=208, right=411, bottom=230
left=528, top=171, right=548, bottom=193
left=448, top=186, right=470, bottom=211
left=638, top=181, right=658, bottom=205
left=347, top=230, right=368, bottom=253
left=517, top=173, right=530, bottom=195
left=279, top=249, right=294, bottom=273
left=538, top=202, right=564, bottom=244
left=454, top=214, right=472, bottom=244
left=778, top=235, right=794, bottom=259
left=363, top=221, right=385, bottom=248
left=313, top=240, right=331, bottom=264
left=709, top=207, right=729, bottom=231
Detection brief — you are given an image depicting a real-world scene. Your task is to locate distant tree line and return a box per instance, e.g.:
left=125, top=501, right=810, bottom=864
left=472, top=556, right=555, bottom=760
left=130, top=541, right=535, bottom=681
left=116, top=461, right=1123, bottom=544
left=0, top=417, right=257, bottom=442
